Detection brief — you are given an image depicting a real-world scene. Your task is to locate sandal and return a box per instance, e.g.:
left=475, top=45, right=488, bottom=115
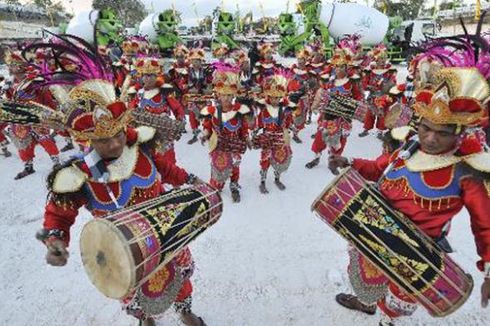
left=335, top=293, right=377, bottom=315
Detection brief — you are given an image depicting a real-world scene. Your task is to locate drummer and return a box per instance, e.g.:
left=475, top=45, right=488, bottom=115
left=328, top=66, right=490, bottom=325
left=36, top=40, right=206, bottom=326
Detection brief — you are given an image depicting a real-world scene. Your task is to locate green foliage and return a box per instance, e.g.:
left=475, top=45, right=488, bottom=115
left=374, top=0, right=425, bottom=20
left=93, top=0, right=147, bottom=26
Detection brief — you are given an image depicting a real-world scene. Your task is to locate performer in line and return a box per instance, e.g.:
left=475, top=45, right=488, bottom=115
left=3, top=49, right=60, bottom=179
left=168, top=44, right=190, bottom=101
left=33, top=36, right=206, bottom=326
left=288, top=48, right=312, bottom=143
left=305, top=47, right=361, bottom=169
left=200, top=64, right=251, bottom=203
left=252, top=42, right=281, bottom=87
left=185, top=47, right=214, bottom=145
left=328, top=65, right=490, bottom=325
left=253, top=71, right=296, bottom=194
left=132, top=57, right=185, bottom=165
left=358, top=44, right=397, bottom=138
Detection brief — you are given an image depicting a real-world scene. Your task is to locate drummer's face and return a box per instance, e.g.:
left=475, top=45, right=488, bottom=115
left=92, top=130, right=127, bottom=160
left=418, top=119, right=458, bottom=155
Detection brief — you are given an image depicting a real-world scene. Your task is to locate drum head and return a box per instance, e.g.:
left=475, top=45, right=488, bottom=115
left=80, top=219, right=135, bottom=299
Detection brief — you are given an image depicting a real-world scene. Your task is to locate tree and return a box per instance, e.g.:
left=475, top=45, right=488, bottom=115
left=93, top=0, right=147, bottom=27
left=374, top=0, right=425, bottom=20
left=30, top=0, right=69, bottom=25
left=5, top=0, right=21, bottom=5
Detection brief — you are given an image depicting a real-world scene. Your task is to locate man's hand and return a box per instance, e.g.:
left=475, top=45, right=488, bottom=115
left=328, top=155, right=350, bottom=175
left=46, top=239, right=69, bottom=267
left=481, top=278, right=490, bottom=308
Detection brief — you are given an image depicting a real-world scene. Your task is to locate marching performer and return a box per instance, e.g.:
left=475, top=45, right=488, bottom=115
left=3, top=50, right=61, bottom=179
left=200, top=64, right=251, bottom=203
left=328, top=65, right=490, bottom=325
left=305, top=48, right=362, bottom=169
left=185, top=47, right=214, bottom=145
left=113, top=36, right=148, bottom=92
left=288, top=48, right=312, bottom=143
left=253, top=72, right=296, bottom=194
left=133, top=57, right=185, bottom=164
left=359, top=44, right=397, bottom=137
left=168, top=44, right=190, bottom=100
left=252, top=42, right=281, bottom=87
left=34, top=36, right=206, bottom=326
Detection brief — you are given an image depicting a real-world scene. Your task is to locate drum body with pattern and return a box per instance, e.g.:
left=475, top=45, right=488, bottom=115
left=80, top=183, right=222, bottom=299
left=311, top=168, right=473, bottom=317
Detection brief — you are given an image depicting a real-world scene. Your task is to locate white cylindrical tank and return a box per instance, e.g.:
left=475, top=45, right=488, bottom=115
left=320, top=2, right=388, bottom=45
left=66, top=10, right=99, bottom=43
left=138, top=13, right=159, bottom=42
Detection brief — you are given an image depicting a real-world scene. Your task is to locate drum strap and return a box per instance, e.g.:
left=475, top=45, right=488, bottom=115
left=84, top=150, right=122, bottom=209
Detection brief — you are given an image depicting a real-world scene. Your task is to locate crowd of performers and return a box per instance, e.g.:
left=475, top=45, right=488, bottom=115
left=1, top=21, right=490, bottom=326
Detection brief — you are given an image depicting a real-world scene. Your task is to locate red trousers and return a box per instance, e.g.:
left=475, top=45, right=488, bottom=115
left=0, top=124, right=7, bottom=143
left=18, top=138, right=59, bottom=162
left=210, top=166, right=240, bottom=190
left=363, top=110, right=386, bottom=131
left=189, top=111, right=200, bottom=131
left=311, top=130, right=347, bottom=156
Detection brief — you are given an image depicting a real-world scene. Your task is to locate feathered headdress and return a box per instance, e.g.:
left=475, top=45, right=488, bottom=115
left=121, top=36, right=149, bottom=56
left=18, top=33, right=130, bottom=141
left=412, top=12, right=490, bottom=127
left=212, top=62, right=240, bottom=95
left=336, top=34, right=362, bottom=56
left=134, top=57, right=162, bottom=76
left=263, top=69, right=292, bottom=98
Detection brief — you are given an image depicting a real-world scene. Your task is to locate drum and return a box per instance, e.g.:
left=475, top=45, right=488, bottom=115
left=80, top=183, right=222, bottom=299
left=321, top=93, right=367, bottom=122
left=132, top=110, right=185, bottom=142
left=311, top=168, right=473, bottom=317
left=251, top=131, right=285, bottom=150
left=216, top=134, right=247, bottom=154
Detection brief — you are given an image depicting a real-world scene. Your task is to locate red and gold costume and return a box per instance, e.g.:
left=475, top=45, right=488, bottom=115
left=306, top=48, right=361, bottom=169
left=3, top=50, right=60, bottom=179
left=288, top=48, right=312, bottom=142
left=254, top=72, right=295, bottom=192
left=132, top=58, right=185, bottom=164
left=344, top=67, right=490, bottom=323
left=360, top=44, right=397, bottom=136
left=167, top=45, right=190, bottom=100
left=200, top=65, right=251, bottom=202
left=252, top=43, right=281, bottom=87
left=185, top=48, right=214, bottom=143
left=35, top=50, right=200, bottom=321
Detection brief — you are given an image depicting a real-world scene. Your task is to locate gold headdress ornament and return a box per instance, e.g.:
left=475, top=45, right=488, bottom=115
left=296, top=48, right=311, bottom=59
left=329, top=48, right=353, bottom=66
left=257, top=42, right=275, bottom=57
left=414, top=67, right=489, bottom=127
left=212, top=43, right=230, bottom=58
left=4, top=49, right=24, bottom=66
left=134, top=58, right=162, bottom=76
left=174, top=44, right=189, bottom=57
left=188, top=48, right=206, bottom=61
left=213, top=65, right=240, bottom=95
left=67, top=80, right=132, bottom=141
left=263, top=73, right=290, bottom=98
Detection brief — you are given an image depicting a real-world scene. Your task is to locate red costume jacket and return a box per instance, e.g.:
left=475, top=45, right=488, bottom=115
left=134, top=87, right=185, bottom=120
left=201, top=102, right=251, bottom=141
left=43, top=127, right=189, bottom=244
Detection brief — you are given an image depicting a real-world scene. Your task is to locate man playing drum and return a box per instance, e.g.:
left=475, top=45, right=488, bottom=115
left=328, top=65, right=490, bottom=325
left=34, top=37, right=206, bottom=326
